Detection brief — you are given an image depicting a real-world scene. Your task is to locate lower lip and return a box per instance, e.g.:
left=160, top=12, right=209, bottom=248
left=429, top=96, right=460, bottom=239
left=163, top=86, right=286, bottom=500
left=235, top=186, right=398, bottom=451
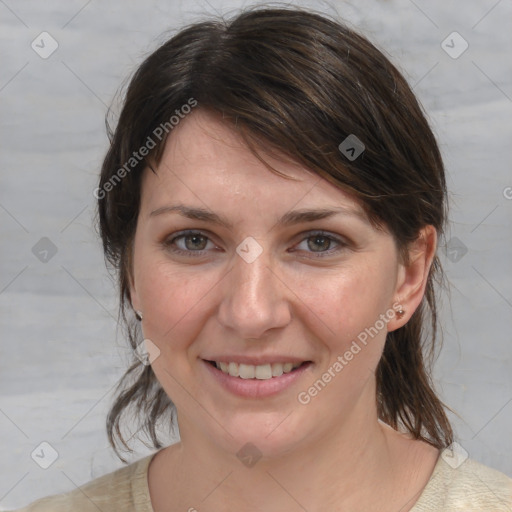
left=201, top=359, right=312, bottom=398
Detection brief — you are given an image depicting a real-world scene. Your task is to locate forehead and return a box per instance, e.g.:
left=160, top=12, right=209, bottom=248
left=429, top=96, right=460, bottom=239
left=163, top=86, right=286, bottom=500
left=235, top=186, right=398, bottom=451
left=140, top=109, right=365, bottom=218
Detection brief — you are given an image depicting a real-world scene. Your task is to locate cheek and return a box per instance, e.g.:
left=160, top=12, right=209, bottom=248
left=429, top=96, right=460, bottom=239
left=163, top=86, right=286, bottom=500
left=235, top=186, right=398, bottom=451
left=295, top=266, right=394, bottom=409
left=298, top=261, right=395, bottom=348
left=136, top=260, right=221, bottom=351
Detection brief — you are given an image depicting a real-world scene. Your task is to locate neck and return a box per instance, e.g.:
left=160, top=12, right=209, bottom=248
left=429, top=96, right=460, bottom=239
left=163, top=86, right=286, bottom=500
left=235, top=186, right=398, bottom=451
left=152, top=389, right=417, bottom=511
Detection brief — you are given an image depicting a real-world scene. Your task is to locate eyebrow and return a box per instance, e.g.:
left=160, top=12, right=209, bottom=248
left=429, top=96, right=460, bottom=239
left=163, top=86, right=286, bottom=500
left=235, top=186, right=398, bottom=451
left=149, top=204, right=369, bottom=228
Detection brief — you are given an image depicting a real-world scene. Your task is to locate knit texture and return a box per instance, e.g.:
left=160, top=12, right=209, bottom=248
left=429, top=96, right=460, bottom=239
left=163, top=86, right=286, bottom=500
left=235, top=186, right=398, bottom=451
left=12, top=448, right=512, bottom=511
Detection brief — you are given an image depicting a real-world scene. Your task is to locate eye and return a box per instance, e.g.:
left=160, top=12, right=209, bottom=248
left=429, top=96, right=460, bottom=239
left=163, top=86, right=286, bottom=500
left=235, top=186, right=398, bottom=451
left=292, top=231, right=347, bottom=258
left=163, top=229, right=347, bottom=259
left=163, top=230, right=217, bottom=257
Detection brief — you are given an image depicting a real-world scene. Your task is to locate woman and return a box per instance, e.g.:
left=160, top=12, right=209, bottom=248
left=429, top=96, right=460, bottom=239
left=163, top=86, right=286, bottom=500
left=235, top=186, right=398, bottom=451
left=14, top=6, right=512, bottom=512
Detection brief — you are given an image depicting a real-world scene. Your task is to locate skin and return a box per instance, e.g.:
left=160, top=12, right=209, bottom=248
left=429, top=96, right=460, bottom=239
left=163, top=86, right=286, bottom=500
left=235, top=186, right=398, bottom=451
left=129, top=109, right=440, bottom=512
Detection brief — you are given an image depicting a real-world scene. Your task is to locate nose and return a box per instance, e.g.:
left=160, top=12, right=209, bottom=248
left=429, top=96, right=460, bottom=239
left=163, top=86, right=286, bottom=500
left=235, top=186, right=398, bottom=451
left=217, top=249, right=292, bottom=340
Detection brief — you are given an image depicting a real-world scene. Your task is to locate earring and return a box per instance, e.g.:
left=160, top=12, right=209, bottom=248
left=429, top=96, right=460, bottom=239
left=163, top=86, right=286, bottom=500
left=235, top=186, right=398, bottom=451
left=396, top=309, right=405, bottom=319
left=135, top=310, right=143, bottom=321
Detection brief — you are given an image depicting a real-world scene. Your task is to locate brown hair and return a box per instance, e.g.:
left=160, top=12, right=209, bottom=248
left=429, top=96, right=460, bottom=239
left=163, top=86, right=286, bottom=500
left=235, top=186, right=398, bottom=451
left=97, top=6, right=453, bottom=462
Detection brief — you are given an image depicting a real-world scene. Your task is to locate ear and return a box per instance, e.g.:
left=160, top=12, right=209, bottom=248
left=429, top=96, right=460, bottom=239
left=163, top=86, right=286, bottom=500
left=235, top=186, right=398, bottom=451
left=387, top=225, right=437, bottom=332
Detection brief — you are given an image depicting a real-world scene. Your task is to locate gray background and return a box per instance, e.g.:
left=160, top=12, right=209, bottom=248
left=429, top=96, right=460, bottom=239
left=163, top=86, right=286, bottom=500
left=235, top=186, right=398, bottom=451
left=1, top=0, right=511, bottom=509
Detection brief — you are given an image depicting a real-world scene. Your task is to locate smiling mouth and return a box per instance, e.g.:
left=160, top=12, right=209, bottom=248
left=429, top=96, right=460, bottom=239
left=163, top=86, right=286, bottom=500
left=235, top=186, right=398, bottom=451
left=204, top=360, right=311, bottom=380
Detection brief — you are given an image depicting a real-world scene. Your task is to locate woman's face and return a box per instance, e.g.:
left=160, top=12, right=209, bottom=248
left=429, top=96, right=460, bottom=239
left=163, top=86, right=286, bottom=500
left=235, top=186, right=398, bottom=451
left=130, top=109, right=411, bottom=458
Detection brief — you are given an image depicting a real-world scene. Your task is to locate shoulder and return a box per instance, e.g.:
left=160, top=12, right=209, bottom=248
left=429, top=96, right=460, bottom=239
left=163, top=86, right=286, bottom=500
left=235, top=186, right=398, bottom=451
left=412, top=447, right=512, bottom=511
left=10, top=452, right=156, bottom=512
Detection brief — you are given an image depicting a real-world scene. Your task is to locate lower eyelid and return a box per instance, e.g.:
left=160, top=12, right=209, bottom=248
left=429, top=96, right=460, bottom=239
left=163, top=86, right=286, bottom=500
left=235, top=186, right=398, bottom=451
left=167, top=233, right=215, bottom=252
left=298, top=235, right=343, bottom=248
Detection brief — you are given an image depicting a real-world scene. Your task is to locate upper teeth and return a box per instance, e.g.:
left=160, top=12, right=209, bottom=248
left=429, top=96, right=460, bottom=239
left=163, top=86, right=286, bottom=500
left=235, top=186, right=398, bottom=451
left=215, top=361, right=302, bottom=379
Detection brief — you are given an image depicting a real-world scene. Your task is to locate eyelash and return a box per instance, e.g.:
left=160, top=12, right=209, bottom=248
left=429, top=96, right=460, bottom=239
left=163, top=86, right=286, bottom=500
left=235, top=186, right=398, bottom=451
left=162, top=230, right=348, bottom=259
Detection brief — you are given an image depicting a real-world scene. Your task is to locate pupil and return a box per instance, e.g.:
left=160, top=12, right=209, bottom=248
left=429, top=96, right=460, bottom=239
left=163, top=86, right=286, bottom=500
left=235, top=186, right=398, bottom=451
left=187, top=234, right=206, bottom=250
left=310, top=235, right=329, bottom=251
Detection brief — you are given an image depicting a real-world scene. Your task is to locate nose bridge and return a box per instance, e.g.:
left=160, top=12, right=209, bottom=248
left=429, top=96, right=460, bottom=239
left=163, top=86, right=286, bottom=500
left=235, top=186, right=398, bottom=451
left=217, top=247, right=290, bottom=338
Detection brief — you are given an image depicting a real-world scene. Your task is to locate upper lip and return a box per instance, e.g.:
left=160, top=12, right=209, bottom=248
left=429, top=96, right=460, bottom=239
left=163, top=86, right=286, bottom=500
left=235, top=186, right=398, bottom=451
left=202, top=356, right=311, bottom=365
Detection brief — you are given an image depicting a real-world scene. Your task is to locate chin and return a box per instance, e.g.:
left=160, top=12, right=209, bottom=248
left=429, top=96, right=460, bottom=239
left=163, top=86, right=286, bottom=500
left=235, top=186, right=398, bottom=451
left=211, top=413, right=308, bottom=462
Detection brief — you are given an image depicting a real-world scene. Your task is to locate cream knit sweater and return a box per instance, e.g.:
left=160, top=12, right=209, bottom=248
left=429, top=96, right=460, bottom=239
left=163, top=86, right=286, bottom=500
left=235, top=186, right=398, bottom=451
left=12, top=448, right=512, bottom=511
